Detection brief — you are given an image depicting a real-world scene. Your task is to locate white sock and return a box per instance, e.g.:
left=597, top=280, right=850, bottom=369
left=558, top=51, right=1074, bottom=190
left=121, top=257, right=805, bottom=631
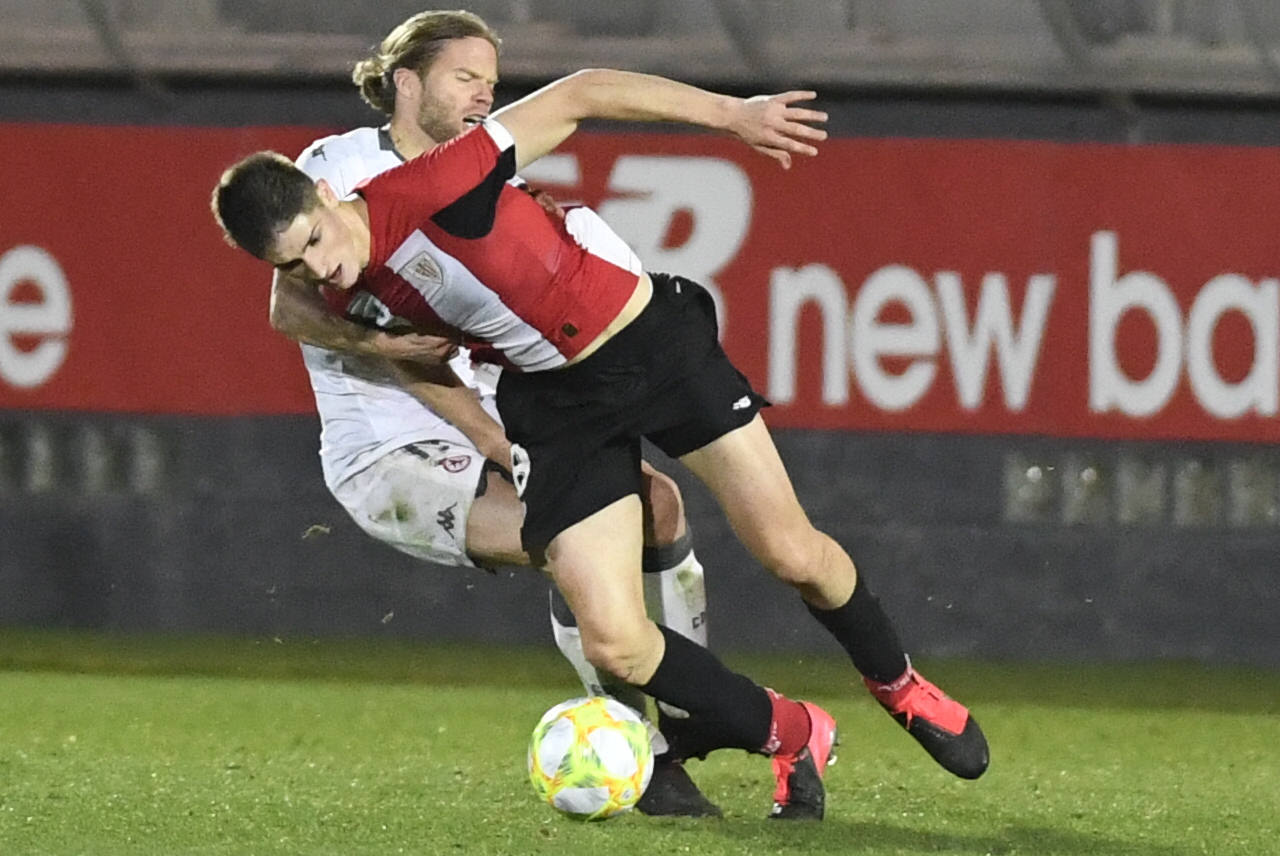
left=642, top=538, right=708, bottom=720
left=643, top=542, right=708, bottom=648
left=547, top=589, right=657, bottom=747
left=548, top=590, right=606, bottom=697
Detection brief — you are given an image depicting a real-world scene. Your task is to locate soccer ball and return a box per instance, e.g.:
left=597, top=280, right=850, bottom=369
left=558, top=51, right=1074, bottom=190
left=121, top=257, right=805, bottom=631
left=527, top=696, right=654, bottom=820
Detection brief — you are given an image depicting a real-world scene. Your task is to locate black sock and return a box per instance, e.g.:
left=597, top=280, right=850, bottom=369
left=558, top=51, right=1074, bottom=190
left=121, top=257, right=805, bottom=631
left=807, top=574, right=908, bottom=684
left=640, top=625, right=772, bottom=756
left=656, top=710, right=729, bottom=763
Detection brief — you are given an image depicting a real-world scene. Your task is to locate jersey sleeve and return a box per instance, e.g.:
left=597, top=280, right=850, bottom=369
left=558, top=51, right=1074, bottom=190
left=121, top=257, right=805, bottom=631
left=377, top=120, right=517, bottom=240
left=296, top=137, right=364, bottom=197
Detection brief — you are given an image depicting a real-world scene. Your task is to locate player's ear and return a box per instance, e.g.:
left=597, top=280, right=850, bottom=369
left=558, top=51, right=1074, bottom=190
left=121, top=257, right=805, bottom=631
left=392, top=66, right=420, bottom=99
left=315, top=178, right=339, bottom=207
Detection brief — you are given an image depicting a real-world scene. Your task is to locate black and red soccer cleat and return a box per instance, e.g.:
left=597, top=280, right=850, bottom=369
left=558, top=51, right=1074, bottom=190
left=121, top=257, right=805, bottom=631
left=864, top=659, right=989, bottom=779
left=769, top=701, right=839, bottom=820
left=636, top=757, right=723, bottom=818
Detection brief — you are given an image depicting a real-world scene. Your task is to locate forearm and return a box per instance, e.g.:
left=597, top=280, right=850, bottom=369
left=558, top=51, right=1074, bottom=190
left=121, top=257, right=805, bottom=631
left=270, top=271, right=385, bottom=355
left=496, top=69, right=736, bottom=170
left=389, top=362, right=511, bottom=467
left=495, top=69, right=823, bottom=172
left=561, top=68, right=736, bottom=129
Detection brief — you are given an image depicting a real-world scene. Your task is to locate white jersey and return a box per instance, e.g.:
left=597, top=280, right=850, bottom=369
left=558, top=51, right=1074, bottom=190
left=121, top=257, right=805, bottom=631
left=293, top=126, right=499, bottom=490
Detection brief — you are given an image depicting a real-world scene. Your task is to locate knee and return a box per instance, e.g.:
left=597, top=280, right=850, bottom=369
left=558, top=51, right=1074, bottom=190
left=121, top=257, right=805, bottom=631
left=753, top=525, right=839, bottom=588
left=580, top=620, right=661, bottom=685
left=640, top=468, right=686, bottom=547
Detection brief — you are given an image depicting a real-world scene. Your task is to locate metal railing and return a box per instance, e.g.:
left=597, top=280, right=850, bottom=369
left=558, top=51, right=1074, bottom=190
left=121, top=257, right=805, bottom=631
left=2, top=1, right=1280, bottom=96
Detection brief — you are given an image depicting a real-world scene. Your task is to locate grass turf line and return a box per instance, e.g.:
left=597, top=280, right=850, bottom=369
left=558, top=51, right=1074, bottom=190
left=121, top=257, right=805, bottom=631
left=1, top=628, right=1278, bottom=855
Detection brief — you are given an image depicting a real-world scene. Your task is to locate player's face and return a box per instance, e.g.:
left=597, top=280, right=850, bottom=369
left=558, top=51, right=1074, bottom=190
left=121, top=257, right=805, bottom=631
left=413, top=36, right=498, bottom=142
left=266, top=183, right=366, bottom=290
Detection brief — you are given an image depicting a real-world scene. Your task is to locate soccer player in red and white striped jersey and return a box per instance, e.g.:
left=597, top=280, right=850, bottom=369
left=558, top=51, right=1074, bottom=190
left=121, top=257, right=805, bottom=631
left=214, top=60, right=988, bottom=820
left=264, top=11, right=720, bottom=818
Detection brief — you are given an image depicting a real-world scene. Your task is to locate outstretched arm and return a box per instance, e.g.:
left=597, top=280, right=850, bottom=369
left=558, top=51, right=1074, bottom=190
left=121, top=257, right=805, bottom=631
left=270, top=270, right=460, bottom=364
left=491, top=68, right=827, bottom=171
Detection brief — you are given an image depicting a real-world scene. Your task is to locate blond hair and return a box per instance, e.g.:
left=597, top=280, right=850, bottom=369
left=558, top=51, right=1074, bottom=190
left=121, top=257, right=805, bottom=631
left=352, top=10, right=501, bottom=116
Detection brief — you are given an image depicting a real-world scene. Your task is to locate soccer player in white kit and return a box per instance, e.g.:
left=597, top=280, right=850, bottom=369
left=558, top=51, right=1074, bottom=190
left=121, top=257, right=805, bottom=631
left=267, top=11, right=717, bottom=817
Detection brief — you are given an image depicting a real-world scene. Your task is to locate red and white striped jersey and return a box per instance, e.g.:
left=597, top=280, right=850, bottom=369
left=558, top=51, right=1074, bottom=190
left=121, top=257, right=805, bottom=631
left=336, top=119, right=643, bottom=372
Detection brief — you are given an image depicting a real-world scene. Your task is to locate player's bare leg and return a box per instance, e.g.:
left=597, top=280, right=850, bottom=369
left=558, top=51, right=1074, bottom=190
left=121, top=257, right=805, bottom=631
left=546, top=469, right=707, bottom=677
left=539, top=471, right=718, bottom=815
left=629, top=466, right=719, bottom=814
left=547, top=495, right=834, bottom=817
left=546, top=496, right=660, bottom=681
left=463, top=471, right=530, bottom=567
left=680, top=415, right=989, bottom=780
left=679, top=416, right=854, bottom=606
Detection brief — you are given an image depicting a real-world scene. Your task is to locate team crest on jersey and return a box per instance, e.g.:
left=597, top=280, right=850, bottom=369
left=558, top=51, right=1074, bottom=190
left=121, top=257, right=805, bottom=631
left=404, top=252, right=443, bottom=288
left=438, top=454, right=472, bottom=473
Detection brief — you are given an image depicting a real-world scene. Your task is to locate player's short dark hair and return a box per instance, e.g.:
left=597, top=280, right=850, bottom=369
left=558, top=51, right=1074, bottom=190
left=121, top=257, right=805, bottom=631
left=210, top=151, right=318, bottom=259
left=352, top=10, right=502, bottom=115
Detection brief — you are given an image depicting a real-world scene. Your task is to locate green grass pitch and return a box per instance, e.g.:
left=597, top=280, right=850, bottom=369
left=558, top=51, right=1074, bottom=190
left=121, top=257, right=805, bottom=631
left=1, top=629, right=1277, bottom=855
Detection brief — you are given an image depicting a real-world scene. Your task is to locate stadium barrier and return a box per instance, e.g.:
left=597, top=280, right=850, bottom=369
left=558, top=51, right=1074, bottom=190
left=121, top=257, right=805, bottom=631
left=2, top=119, right=1277, bottom=665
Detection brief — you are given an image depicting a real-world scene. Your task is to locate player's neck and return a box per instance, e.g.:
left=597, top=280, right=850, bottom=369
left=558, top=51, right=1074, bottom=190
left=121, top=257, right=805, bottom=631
left=387, top=118, right=436, bottom=160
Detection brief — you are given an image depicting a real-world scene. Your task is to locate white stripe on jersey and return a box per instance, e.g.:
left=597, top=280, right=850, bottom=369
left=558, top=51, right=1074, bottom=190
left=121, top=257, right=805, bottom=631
left=360, top=119, right=643, bottom=371
left=385, top=230, right=566, bottom=372
left=563, top=207, right=643, bottom=277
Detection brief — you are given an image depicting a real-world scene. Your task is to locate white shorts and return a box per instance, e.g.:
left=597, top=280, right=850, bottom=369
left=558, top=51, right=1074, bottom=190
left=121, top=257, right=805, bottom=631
left=331, top=439, right=488, bottom=568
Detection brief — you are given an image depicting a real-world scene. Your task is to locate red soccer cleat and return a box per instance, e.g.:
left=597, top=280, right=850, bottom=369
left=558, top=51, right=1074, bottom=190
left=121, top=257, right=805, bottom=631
left=769, top=701, right=839, bottom=820
left=864, top=659, right=989, bottom=779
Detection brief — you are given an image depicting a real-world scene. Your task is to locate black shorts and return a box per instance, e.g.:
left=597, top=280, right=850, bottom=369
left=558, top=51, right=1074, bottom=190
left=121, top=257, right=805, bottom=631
left=495, top=273, right=769, bottom=558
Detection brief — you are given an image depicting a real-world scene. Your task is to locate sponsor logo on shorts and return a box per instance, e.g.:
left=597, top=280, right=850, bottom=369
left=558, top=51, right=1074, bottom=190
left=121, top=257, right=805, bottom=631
left=732, top=395, right=751, bottom=410
left=437, top=503, right=458, bottom=539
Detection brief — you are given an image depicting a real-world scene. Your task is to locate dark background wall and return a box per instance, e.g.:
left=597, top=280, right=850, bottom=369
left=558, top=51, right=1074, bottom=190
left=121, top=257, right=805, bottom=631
left=9, top=75, right=1280, bottom=145
left=1, top=408, right=1276, bottom=665
left=1, top=80, right=1277, bottom=665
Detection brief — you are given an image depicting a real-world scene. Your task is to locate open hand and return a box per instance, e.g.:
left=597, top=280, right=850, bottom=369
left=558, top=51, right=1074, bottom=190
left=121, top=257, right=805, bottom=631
left=728, top=91, right=828, bottom=169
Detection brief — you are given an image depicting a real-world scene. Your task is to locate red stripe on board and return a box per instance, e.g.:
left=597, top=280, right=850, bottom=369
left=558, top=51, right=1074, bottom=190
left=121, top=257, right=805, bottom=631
left=1, top=123, right=1277, bottom=441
